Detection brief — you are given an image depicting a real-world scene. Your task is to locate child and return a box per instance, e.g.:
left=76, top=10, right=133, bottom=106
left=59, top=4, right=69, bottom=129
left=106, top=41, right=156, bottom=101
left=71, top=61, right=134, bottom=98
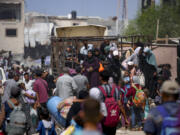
left=143, top=89, right=150, bottom=120
left=73, top=98, right=103, bottom=135
left=37, top=107, right=57, bottom=135
left=126, top=76, right=145, bottom=131
left=119, top=80, right=130, bottom=129
left=123, top=71, right=131, bottom=89
left=19, top=82, right=36, bottom=105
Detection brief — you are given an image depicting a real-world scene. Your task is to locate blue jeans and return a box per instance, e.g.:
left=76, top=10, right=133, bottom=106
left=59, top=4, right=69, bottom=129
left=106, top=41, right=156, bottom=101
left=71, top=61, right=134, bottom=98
left=130, top=106, right=135, bottom=128
left=130, top=106, right=144, bottom=128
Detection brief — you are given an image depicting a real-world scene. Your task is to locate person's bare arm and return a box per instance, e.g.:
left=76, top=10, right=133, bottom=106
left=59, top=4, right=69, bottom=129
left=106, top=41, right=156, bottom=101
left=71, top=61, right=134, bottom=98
left=24, top=93, right=36, bottom=99
left=34, top=92, right=40, bottom=109
left=118, top=100, right=129, bottom=125
left=0, top=104, right=5, bottom=127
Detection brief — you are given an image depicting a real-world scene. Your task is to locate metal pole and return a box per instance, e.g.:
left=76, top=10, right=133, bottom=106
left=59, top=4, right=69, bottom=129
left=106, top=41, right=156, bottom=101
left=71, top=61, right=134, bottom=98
left=116, top=0, right=121, bottom=35
left=156, top=19, right=159, bottom=43
left=177, top=40, right=180, bottom=79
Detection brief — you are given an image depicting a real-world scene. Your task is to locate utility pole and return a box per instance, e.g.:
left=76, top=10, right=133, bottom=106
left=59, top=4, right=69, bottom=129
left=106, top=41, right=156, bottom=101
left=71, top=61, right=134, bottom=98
left=116, top=0, right=121, bottom=35
left=122, top=0, right=128, bottom=28
left=156, top=19, right=159, bottom=43
left=177, top=40, right=180, bottom=80
left=122, top=0, right=127, bottom=21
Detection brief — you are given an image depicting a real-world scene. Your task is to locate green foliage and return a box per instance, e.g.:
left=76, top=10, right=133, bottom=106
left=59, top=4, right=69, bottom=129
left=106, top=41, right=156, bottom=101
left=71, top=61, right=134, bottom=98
left=124, top=2, right=180, bottom=39
left=123, top=19, right=138, bottom=35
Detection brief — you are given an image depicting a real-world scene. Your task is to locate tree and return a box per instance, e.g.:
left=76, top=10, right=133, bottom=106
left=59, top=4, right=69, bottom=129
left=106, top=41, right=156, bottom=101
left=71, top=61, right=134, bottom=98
left=124, top=2, right=180, bottom=39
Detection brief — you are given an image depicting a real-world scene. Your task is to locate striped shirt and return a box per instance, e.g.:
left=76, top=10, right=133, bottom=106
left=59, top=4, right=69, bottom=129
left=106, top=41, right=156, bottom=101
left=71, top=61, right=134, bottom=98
left=99, top=84, right=120, bottom=102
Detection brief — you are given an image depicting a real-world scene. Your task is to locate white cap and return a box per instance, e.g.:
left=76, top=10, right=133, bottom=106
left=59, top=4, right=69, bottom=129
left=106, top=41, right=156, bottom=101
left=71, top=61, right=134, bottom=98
left=160, top=80, right=180, bottom=94
left=18, top=80, right=24, bottom=85
left=127, top=61, right=134, bottom=66
left=89, top=87, right=101, bottom=101
left=113, top=50, right=119, bottom=56
left=89, top=87, right=108, bottom=117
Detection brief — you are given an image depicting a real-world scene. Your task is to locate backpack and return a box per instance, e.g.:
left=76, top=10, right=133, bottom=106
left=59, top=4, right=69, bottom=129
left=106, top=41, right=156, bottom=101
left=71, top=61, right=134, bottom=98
left=120, top=88, right=128, bottom=104
left=157, top=105, right=180, bottom=135
left=132, top=85, right=145, bottom=107
left=99, top=85, right=120, bottom=127
left=5, top=100, right=27, bottom=135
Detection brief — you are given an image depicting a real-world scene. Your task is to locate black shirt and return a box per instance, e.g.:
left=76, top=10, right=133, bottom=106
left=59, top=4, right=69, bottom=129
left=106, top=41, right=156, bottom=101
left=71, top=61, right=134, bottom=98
left=65, top=102, right=82, bottom=128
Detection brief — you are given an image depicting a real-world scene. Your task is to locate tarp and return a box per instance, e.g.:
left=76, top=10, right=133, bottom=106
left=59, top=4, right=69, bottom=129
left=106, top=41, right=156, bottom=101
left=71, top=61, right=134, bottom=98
left=56, top=25, right=106, bottom=37
left=24, top=23, right=54, bottom=47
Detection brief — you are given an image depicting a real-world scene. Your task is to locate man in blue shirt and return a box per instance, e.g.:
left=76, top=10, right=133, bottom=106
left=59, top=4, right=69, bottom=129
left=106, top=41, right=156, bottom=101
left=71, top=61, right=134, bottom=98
left=144, top=80, right=180, bottom=135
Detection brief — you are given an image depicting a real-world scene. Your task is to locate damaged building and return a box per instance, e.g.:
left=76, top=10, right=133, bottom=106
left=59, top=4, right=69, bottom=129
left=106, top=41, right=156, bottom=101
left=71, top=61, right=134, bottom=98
left=24, top=12, right=123, bottom=59
left=0, top=0, right=24, bottom=54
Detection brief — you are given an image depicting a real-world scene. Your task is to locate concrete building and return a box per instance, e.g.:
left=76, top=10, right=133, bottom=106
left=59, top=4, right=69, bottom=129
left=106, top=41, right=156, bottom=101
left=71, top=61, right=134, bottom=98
left=24, top=12, right=124, bottom=58
left=0, top=0, right=24, bottom=54
left=24, top=12, right=90, bottom=59
left=86, top=17, right=123, bottom=36
left=24, top=12, right=124, bottom=48
left=24, top=12, right=89, bottom=47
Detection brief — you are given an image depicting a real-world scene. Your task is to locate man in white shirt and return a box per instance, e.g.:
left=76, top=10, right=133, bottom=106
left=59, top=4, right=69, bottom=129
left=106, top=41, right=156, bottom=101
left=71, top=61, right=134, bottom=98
left=80, top=41, right=93, bottom=56
left=55, top=67, right=78, bottom=99
left=23, top=73, right=34, bottom=90
left=73, top=67, right=89, bottom=94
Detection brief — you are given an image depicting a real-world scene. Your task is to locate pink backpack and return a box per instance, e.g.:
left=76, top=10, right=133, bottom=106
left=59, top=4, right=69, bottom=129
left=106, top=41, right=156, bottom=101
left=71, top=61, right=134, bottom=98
left=99, top=85, right=120, bottom=127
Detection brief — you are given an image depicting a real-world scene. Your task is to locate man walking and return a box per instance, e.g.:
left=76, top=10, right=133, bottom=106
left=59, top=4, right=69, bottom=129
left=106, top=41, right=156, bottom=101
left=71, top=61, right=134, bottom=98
left=33, top=70, right=48, bottom=108
left=144, top=80, right=180, bottom=135
left=1, top=73, right=19, bottom=103
left=55, top=67, right=77, bottom=99
left=73, top=67, right=89, bottom=94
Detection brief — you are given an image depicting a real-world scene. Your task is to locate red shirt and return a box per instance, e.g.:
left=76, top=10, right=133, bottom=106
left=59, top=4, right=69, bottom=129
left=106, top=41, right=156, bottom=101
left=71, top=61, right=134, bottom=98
left=118, top=86, right=128, bottom=105
left=33, top=78, right=48, bottom=103
left=126, top=84, right=140, bottom=106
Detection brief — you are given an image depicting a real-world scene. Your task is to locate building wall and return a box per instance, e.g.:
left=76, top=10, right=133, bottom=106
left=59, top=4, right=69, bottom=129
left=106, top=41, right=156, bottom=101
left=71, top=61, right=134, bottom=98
left=0, top=0, right=24, bottom=54
left=153, top=47, right=177, bottom=79
left=54, top=19, right=88, bottom=28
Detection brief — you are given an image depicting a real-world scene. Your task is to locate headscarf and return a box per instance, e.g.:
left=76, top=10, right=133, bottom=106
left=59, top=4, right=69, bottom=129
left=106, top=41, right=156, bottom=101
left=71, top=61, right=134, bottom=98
left=144, top=47, right=157, bottom=69
left=134, top=47, right=142, bottom=54
left=144, top=47, right=150, bottom=53
left=94, top=48, right=100, bottom=57
left=86, top=50, right=95, bottom=64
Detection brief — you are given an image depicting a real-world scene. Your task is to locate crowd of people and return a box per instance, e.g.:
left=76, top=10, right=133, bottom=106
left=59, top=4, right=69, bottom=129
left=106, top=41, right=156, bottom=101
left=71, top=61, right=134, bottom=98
left=0, top=40, right=179, bottom=135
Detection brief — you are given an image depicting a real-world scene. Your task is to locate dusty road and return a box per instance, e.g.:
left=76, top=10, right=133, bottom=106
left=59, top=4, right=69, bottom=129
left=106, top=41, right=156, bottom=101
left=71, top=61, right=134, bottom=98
left=33, top=128, right=145, bottom=135
left=116, top=129, right=145, bottom=135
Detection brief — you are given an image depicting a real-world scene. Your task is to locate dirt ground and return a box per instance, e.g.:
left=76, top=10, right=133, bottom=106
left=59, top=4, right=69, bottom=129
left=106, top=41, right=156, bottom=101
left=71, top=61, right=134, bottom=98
left=116, top=129, right=145, bottom=135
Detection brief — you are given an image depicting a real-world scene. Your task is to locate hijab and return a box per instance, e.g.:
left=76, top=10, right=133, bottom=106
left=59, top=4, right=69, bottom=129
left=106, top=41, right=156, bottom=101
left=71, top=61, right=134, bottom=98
left=86, top=50, right=95, bottom=64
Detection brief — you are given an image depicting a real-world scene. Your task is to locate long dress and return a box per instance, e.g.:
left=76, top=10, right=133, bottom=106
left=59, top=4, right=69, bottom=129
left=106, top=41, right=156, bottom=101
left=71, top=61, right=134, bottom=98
left=139, top=54, right=157, bottom=98
left=83, top=57, right=100, bottom=88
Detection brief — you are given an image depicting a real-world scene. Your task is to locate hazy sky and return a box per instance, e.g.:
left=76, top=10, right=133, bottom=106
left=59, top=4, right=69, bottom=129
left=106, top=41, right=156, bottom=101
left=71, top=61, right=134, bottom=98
left=25, top=0, right=140, bottom=20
